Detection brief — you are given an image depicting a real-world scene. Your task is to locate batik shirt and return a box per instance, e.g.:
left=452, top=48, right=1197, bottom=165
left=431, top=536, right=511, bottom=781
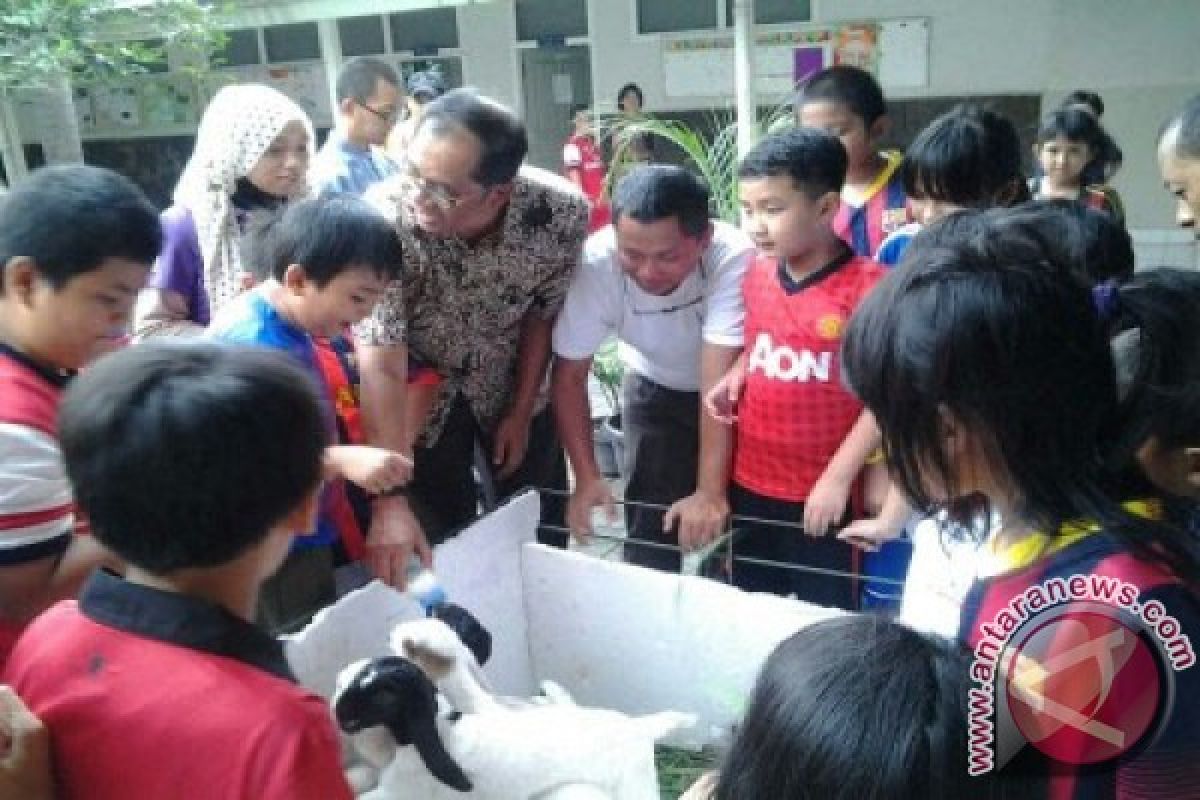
left=359, top=166, right=589, bottom=444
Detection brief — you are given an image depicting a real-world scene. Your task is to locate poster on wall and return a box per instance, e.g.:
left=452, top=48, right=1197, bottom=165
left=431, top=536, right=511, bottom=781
left=793, top=45, right=828, bottom=85
left=266, top=64, right=331, bottom=126
left=201, top=66, right=266, bottom=107
left=662, top=18, right=925, bottom=98
left=833, top=24, right=878, bottom=72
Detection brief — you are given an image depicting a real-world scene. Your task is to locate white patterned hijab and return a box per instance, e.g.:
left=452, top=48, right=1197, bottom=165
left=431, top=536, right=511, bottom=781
left=173, top=84, right=314, bottom=314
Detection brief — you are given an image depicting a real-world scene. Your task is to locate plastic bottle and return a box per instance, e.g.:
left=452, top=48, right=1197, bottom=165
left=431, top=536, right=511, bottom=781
left=406, top=561, right=446, bottom=613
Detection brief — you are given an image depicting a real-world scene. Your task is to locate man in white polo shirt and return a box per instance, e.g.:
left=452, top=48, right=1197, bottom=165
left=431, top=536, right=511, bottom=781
left=551, top=165, right=754, bottom=572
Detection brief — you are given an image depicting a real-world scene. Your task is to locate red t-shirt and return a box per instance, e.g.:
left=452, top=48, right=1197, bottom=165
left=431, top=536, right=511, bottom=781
left=4, top=573, right=352, bottom=800
left=563, top=133, right=611, bottom=232
left=733, top=250, right=883, bottom=502
left=0, top=346, right=74, bottom=669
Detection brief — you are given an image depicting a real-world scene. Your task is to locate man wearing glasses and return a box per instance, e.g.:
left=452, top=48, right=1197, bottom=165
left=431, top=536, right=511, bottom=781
left=311, top=56, right=403, bottom=197
left=357, top=90, right=589, bottom=587
left=551, top=165, right=754, bottom=573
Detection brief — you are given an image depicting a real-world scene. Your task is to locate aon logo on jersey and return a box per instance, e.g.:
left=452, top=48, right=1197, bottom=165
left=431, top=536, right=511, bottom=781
left=747, top=332, right=832, bottom=383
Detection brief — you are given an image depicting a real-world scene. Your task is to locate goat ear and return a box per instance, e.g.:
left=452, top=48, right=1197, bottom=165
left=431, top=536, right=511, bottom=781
left=432, top=603, right=493, bottom=667
left=410, top=711, right=473, bottom=793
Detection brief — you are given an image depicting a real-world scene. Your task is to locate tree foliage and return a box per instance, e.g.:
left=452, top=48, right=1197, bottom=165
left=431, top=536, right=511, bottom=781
left=0, top=0, right=225, bottom=89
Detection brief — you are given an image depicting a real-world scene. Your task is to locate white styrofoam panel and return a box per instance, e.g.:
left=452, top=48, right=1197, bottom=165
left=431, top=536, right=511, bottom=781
left=521, top=544, right=842, bottom=748
left=288, top=489, right=844, bottom=749
left=285, top=490, right=542, bottom=700
left=432, top=491, right=541, bottom=697
left=284, top=580, right=422, bottom=701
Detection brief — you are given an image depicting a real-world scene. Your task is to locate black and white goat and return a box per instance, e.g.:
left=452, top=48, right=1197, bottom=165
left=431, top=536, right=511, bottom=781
left=333, top=618, right=693, bottom=799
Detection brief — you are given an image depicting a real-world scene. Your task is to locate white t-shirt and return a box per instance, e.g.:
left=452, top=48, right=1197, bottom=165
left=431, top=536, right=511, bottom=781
left=898, top=511, right=1002, bottom=639
left=552, top=220, right=754, bottom=391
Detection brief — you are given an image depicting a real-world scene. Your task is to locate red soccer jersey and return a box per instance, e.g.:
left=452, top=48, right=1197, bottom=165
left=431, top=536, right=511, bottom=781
left=733, top=250, right=883, bottom=502
left=563, top=133, right=611, bottom=232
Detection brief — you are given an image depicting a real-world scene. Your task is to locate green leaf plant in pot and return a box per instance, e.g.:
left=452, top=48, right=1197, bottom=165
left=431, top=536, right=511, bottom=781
left=591, top=338, right=625, bottom=479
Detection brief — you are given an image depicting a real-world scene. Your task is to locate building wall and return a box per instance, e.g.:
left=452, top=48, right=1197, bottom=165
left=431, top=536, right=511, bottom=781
left=11, top=0, right=1198, bottom=254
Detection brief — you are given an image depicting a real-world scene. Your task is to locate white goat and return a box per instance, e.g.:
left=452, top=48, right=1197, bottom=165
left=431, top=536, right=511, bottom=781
left=333, top=618, right=694, bottom=800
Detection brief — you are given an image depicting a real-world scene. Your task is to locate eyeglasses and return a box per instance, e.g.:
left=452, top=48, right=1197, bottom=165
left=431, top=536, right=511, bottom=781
left=397, top=162, right=482, bottom=212
left=357, top=101, right=400, bottom=123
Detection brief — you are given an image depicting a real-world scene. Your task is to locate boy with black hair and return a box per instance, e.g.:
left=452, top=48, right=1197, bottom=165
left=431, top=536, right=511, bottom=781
left=210, top=194, right=413, bottom=630
left=707, top=128, right=883, bottom=608
left=3, top=342, right=353, bottom=800
left=0, top=165, right=161, bottom=667
left=796, top=65, right=912, bottom=258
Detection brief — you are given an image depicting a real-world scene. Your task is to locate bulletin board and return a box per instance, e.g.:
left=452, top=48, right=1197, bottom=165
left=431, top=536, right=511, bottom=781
left=202, top=63, right=332, bottom=127
left=662, top=17, right=928, bottom=98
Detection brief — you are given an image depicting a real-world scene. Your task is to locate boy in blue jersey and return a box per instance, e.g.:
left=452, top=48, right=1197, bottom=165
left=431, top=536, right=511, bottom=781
left=209, top=194, right=411, bottom=630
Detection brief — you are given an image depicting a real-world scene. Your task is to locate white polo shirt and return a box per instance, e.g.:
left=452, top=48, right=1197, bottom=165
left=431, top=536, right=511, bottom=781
left=553, top=220, right=754, bottom=391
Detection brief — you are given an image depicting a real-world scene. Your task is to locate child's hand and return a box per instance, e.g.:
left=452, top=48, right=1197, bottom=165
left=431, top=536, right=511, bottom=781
left=803, top=475, right=851, bottom=537
left=664, top=489, right=729, bottom=552
left=704, top=364, right=745, bottom=424
left=838, top=515, right=904, bottom=552
left=329, top=446, right=413, bottom=494
left=0, top=686, right=54, bottom=800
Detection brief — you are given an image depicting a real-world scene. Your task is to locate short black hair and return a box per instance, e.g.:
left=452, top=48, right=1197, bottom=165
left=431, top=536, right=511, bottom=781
left=902, top=104, right=1024, bottom=210
left=738, top=127, right=847, bottom=198
left=611, top=164, right=711, bottom=237
left=336, top=56, right=400, bottom=104
left=248, top=195, right=402, bottom=287
left=1036, top=107, right=1106, bottom=152
left=796, top=65, right=887, bottom=126
left=1111, top=268, right=1200, bottom=455
left=617, top=82, right=644, bottom=109
left=0, top=165, right=161, bottom=294
left=418, top=89, right=527, bottom=186
left=1061, top=89, right=1104, bottom=117
left=1002, top=199, right=1134, bottom=286
left=842, top=207, right=1200, bottom=585
left=59, top=341, right=329, bottom=573
left=714, top=616, right=1034, bottom=799
left=1161, top=94, right=1200, bottom=160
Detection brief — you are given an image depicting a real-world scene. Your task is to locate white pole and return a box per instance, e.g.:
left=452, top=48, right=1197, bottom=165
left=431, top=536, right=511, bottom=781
left=317, top=18, right=343, bottom=129
left=0, top=92, right=28, bottom=184
left=732, top=0, right=757, bottom=158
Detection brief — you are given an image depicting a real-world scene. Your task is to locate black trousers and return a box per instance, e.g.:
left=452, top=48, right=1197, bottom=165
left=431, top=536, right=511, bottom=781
left=621, top=373, right=700, bottom=574
left=728, top=482, right=857, bottom=610
left=409, top=393, right=567, bottom=547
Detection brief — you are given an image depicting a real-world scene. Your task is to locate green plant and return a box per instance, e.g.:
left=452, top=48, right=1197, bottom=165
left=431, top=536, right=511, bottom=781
left=597, top=107, right=795, bottom=225
left=591, top=337, right=624, bottom=418
left=0, top=0, right=226, bottom=89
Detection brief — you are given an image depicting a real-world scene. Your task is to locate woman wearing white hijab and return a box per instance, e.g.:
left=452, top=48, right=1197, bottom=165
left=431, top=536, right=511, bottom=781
left=134, top=84, right=313, bottom=338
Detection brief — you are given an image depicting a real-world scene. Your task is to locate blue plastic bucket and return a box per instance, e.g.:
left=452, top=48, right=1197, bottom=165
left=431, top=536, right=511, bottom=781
left=860, top=538, right=914, bottom=611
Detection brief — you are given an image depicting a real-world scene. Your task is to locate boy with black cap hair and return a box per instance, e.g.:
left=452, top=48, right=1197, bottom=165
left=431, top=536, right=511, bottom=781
left=4, top=342, right=354, bottom=800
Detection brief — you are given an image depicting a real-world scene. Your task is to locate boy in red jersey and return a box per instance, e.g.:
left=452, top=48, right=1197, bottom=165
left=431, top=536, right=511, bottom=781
left=0, top=166, right=161, bottom=667
left=707, top=128, right=883, bottom=608
left=563, top=105, right=611, bottom=232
